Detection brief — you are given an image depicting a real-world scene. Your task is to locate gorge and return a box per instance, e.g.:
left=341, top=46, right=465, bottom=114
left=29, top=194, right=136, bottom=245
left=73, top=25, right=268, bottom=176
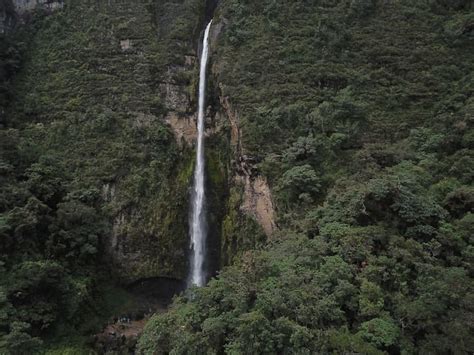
left=0, top=0, right=473, bottom=354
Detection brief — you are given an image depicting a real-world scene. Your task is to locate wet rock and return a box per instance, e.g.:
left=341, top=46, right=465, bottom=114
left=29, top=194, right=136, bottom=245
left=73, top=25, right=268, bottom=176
left=120, top=39, right=133, bottom=51
left=94, top=319, right=146, bottom=354
left=13, top=0, right=63, bottom=14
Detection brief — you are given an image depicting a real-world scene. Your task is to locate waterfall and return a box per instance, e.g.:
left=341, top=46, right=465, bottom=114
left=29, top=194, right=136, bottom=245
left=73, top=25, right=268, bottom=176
left=189, top=20, right=212, bottom=287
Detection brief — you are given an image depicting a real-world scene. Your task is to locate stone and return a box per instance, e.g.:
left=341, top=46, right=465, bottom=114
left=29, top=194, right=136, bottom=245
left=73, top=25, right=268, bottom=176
left=13, top=0, right=64, bottom=14
left=120, top=39, right=132, bottom=51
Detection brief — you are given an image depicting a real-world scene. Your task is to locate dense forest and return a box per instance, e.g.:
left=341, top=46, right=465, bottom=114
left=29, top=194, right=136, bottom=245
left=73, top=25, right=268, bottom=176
left=1, top=0, right=473, bottom=354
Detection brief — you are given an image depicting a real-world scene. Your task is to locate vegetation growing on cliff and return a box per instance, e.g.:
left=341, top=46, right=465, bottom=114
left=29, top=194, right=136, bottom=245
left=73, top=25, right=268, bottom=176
left=139, top=0, right=474, bottom=353
left=0, top=0, right=206, bottom=352
left=1, top=0, right=473, bottom=353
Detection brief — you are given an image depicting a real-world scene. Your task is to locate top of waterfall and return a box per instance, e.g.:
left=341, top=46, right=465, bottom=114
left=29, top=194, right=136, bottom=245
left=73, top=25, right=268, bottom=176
left=205, top=20, right=213, bottom=34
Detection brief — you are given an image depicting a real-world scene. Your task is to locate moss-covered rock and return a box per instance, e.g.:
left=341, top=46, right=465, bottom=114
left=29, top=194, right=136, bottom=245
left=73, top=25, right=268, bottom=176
left=221, top=183, right=266, bottom=265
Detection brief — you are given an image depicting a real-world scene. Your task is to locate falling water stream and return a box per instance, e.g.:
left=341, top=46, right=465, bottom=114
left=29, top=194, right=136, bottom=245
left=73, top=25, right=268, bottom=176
left=189, top=21, right=212, bottom=287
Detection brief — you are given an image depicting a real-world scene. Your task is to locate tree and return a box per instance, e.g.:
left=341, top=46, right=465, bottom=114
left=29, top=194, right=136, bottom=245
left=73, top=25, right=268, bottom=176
left=358, top=317, right=400, bottom=348
left=0, top=322, right=43, bottom=355
left=47, top=198, right=104, bottom=268
left=350, top=0, right=376, bottom=18
left=277, top=165, right=322, bottom=206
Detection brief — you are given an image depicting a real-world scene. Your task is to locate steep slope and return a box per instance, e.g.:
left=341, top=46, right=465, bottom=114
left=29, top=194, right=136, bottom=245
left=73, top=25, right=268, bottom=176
left=0, top=0, right=218, bottom=352
left=1, top=0, right=473, bottom=353
left=139, top=0, right=474, bottom=354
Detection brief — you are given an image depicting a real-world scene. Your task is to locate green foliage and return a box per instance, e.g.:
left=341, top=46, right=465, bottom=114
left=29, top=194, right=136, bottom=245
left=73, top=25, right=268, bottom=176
left=1, top=0, right=205, bottom=350
left=358, top=317, right=399, bottom=348
left=0, top=321, right=43, bottom=355
left=358, top=280, right=384, bottom=317
left=221, top=185, right=266, bottom=265
left=277, top=165, right=322, bottom=207
left=2, top=0, right=474, bottom=352
left=350, top=0, right=377, bottom=18
left=140, top=0, right=474, bottom=353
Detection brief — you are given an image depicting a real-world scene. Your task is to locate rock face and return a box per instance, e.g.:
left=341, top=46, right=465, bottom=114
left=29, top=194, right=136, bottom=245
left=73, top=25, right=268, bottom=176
left=13, top=0, right=63, bottom=13
left=0, top=10, right=14, bottom=34
left=0, top=0, right=16, bottom=34
left=6, top=1, right=201, bottom=285
left=102, top=27, right=202, bottom=284
left=0, top=0, right=63, bottom=34
left=192, top=21, right=279, bottom=268
left=5, top=0, right=272, bottom=286
left=165, top=112, right=197, bottom=145
left=240, top=175, right=276, bottom=237
left=160, top=62, right=199, bottom=146
left=218, top=86, right=277, bottom=238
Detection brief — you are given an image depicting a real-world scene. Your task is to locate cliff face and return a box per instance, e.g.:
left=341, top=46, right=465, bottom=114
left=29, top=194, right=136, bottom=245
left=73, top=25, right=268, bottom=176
left=3, top=0, right=205, bottom=284
left=2, top=0, right=269, bottom=287
left=0, top=0, right=15, bottom=33
left=3, top=0, right=474, bottom=353
left=13, top=0, right=63, bottom=13
left=100, top=0, right=273, bottom=282
left=138, top=0, right=474, bottom=353
left=0, top=0, right=64, bottom=33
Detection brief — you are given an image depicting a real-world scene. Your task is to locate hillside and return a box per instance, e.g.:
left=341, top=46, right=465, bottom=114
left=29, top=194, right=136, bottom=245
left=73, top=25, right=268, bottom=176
left=0, top=0, right=473, bottom=354
left=1, top=0, right=209, bottom=352
left=139, top=0, right=474, bottom=354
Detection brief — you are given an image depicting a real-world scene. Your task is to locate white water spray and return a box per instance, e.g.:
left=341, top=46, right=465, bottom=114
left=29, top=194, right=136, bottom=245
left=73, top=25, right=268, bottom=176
left=189, top=21, right=212, bottom=287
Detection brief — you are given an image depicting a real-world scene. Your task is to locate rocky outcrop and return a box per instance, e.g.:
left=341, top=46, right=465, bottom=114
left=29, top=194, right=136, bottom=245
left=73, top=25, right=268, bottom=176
left=208, top=15, right=278, bottom=239
left=92, top=6, right=203, bottom=285
left=13, top=0, right=63, bottom=13
left=239, top=175, right=276, bottom=237
left=218, top=87, right=277, bottom=237
left=120, top=39, right=133, bottom=51
left=0, top=0, right=63, bottom=33
left=104, top=171, right=192, bottom=283
left=160, top=61, right=199, bottom=146
left=0, top=0, right=16, bottom=34
left=233, top=154, right=276, bottom=237
left=219, top=89, right=241, bottom=149
left=100, top=61, right=199, bottom=284
left=165, top=113, right=197, bottom=145
left=95, top=319, right=145, bottom=354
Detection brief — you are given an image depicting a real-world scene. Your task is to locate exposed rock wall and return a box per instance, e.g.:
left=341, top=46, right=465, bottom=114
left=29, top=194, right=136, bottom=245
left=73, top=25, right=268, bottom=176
left=5, top=0, right=272, bottom=285
left=170, top=20, right=278, bottom=268
left=240, top=175, right=276, bottom=237
left=217, top=85, right=277, bottom=238
left=13, top=0, right=63, bottom=13
left=161, top=61, right=198, bottom=146
left=0, top=0, right=16, bottom=33
left=0, top=0, right=63, bottom=33
left=6, top=0, right=208, bottom=285
left=101, top=2, right=226, bottom=284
